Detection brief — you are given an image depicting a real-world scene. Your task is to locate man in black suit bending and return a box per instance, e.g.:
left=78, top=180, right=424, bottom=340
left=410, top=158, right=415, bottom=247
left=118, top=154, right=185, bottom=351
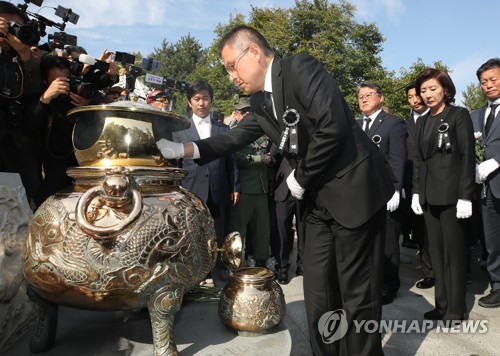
left=157, top=25, right=393, bottom=356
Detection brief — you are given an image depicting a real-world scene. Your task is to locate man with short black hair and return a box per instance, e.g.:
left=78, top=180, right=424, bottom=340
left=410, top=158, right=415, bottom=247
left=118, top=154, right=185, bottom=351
left=173, top=80, right=240, bottom=288
left=472, top=58, right=500, bottom=308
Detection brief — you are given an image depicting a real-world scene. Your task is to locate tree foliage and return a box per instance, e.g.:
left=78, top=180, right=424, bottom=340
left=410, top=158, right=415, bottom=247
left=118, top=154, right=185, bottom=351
left=381, top=58, right=450, bottom=119
left=147, top=34, right=205, bottom=114
left=143, top=0, right=453, bottom=120
left=462, top=82, right=486, bottom=112
left=150, top=34, right=205, bottom=81
left=191, top=0, right=390, bottom=115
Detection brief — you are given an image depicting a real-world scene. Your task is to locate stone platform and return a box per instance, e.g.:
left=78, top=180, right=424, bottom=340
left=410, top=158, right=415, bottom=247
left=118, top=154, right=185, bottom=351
left=5, top=238, right=500, bottom=355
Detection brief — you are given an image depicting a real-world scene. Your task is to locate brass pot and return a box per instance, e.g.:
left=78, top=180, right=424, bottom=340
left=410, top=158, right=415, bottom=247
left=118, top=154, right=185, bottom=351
left=218, top=267, right=286, bottom=336
left=22, top=165, right=218, bottom=310
left=21, top=102, right=223, bottom=356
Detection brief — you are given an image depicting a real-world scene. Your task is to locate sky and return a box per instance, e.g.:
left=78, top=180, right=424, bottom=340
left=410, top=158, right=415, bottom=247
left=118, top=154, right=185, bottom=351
left=23, top=0, right=500, bottom=105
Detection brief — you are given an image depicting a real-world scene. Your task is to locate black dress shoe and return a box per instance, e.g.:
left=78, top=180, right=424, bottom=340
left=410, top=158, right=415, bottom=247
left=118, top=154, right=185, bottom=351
left=278, top=270, right=289, bottom=285
left=424, top=308, right=444, bottom=320
left=382, top=290, right=396, bottom=305
left=416, top=278, right=436, bottom=289
left=296, top=265, right=303, bottom=276
left=478, top=289, right=500, bottom=308
left=442, top=313, right=465, bottom=322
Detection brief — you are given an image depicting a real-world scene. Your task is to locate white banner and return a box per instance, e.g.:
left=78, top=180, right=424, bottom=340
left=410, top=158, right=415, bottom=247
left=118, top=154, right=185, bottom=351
left=145, top=73, right=164, bottom=85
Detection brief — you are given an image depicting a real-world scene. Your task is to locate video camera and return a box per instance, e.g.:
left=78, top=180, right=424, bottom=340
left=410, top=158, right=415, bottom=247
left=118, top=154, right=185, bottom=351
left=47, top=31, right=77, bottom=49
left=13, top=0, right=79, bottom=48
left=68, top=75, right=97, bottom=99
left=76, top=52, right=137, bottom=76
left=162, top=78, right=189, bottom=93
left=8, top=21, right=39, bottom=46
left=114, top=52, right=136, bottom=65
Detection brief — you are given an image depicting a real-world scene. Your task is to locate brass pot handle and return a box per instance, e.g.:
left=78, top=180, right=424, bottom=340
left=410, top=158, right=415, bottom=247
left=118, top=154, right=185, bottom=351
left=76, top=186, right=142, bottom=239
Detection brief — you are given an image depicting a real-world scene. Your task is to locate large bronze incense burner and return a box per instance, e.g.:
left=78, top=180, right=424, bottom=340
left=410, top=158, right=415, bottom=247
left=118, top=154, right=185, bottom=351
left=21, top=102, right=235, bottom=355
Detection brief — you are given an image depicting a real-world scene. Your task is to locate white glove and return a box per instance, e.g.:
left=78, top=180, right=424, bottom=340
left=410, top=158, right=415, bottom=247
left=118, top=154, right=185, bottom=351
left=286, top=169, right=305, bottom=200
left=456, top=199, right=472, bottom=219
left=475, top=165, right=483, bottom=184
left=411, top=194, right=423, bottom=215
left=387, top=191, right=400, bottom=212
left=156, top=139, right=185, bottom=159
left=478, top=158, right=499, bottom=181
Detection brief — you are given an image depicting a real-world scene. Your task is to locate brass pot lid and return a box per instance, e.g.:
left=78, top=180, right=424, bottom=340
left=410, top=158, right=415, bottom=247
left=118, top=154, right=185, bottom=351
left=69, top=101, right=191, bottom=167
left=68, top=101, right=190, bottom=131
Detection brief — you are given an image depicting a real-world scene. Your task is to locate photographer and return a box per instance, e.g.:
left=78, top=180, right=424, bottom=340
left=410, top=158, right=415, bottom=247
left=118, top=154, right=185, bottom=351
left=0, top=1, right=43, bottom=204
left=62, top=46, right=118, bottom=90
left=31, top=55, right=104, bottom=207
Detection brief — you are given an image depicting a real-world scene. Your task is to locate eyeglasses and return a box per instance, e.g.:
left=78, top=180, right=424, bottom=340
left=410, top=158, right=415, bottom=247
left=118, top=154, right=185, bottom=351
left=224, top=47, right=250, bottom=76
left=358, top=92, right=379, bottom=101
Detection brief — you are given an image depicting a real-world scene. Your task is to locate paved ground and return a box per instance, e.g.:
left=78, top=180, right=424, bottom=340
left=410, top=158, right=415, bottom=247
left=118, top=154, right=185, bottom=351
left=6, top=240, right=500, bottom=356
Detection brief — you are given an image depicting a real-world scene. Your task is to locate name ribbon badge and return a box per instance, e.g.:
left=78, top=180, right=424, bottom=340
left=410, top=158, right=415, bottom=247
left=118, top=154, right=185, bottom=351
left=437, top=122, right=451, bottom=151
left=279, top=107, right=300, bottom=154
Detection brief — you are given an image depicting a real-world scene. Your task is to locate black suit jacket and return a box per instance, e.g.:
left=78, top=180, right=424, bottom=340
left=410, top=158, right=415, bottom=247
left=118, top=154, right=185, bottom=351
left=196, top=54, right=394, bottom=228
left=413, top=105, right=475, bottom=205
left=173, top=117, right=239, bottom=205
left=358, top=111, right=407, bottom=192
left=471, top=104, right=500, bottom=197
left=406, top=113, right=419, bottom=162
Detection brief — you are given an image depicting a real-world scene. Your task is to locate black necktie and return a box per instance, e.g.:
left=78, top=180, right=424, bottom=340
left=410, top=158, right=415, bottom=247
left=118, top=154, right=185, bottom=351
left=364, top=117, right=371, bottom=133
left=264, top=91, right=275, bottom=119
left=485, top=103, right=498, bottom=137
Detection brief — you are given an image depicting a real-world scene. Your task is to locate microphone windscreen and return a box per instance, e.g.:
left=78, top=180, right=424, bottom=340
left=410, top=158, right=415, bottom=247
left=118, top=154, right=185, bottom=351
left=78, top=54, right=96, bottom=65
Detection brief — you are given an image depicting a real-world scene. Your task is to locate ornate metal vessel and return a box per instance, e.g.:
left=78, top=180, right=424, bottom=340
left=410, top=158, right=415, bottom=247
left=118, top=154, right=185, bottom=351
left=21, top=102, right=226, bottom=355
left=218, top=267, right=286, bottom=336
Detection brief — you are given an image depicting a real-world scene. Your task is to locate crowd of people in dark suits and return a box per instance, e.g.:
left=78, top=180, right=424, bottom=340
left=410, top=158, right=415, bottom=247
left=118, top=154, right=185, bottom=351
left=157, top=25, right=500, bottom=356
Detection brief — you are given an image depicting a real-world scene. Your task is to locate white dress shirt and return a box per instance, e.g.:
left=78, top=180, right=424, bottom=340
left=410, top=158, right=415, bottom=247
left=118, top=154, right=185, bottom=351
left=193, top=114, right=211, bottom=139
left=485, top=100, right=500, bottom=125
left=364, top=109, right=383, bottom=131
left=413, top=108, right=429, bottom=123
left=263, top=57, right=277, bottom=119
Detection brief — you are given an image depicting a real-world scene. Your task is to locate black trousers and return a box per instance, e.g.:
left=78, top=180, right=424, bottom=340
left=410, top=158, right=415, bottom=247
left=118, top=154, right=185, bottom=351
left=413, top=213, right=435, bottom=279
left=400, top=195, right=434, bottom=279
left=275, top=194, right=305, bottom=270
left=383, top=210, right=401, bottom=294
left=482, top=185, right=500, bottom=290
left=423, top=204, right=467, bottom=318
left=303, top=196, right=385, bottom=356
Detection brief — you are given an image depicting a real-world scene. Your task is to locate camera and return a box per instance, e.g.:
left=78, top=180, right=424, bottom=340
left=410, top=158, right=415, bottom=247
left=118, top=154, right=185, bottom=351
left=15, top=1, right=80, bottom=40
left=68, top=60, right=84, bottom=76
left=69, top=76, right=97, bottom=99
left=47, top=31, right=77, bottom=49
left=54, top=5, right=79, bottom=25
left=78, top=54, right=110, bottom=72
left=141, top=57, right=159, bottom=71
left=114, top=52, right=135, bottom=65
left=128, top=65, right=143, bottom=78
left=8, top=21, right=40, bottom=46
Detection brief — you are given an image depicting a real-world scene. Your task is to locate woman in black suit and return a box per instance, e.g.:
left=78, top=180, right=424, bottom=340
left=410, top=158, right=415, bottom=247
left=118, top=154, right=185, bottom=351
left=411, top=68, right=475, bottom=321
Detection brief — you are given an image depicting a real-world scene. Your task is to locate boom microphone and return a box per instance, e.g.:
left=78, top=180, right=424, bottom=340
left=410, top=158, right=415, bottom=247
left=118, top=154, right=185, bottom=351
left=78, top=54, right=109, bottom=72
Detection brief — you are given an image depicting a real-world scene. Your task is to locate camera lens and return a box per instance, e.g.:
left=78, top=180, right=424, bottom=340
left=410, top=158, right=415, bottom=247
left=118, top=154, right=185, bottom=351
left=9, top=23, right=40, bottom=46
